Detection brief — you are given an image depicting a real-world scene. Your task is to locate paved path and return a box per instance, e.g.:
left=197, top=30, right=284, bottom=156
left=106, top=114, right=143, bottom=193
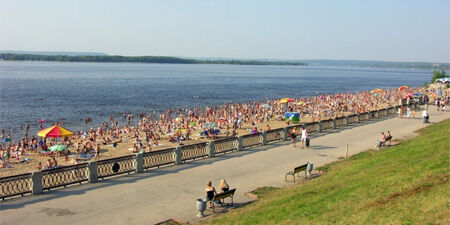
left=1, top=107, right=448, bottom=225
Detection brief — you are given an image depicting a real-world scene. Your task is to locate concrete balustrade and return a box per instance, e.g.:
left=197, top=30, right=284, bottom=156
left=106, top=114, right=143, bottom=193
left=208, top=141, right=215, bottom=158
left=31, top=171, right=42, bottom=195
left=135, top=153, right=143, bottom=173
left=174, top=147, right=182, bottom=165
left=237, top=136, right=243, bottom=151
left=88, top=161, right=98, bottom=183
left=262, top=132, right=268, bottom=145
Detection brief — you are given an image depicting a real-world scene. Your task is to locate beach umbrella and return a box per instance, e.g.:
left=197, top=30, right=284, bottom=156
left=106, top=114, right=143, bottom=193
left=370, top=88, right=383, bottom=93
left=399, top=86, right=408, bottom=91
left=175, top=117, right=181, bottom=122
left=49, top=144, right=67, bottom=152
left=278, top=98, right=294, bottom=104
left=413, top=92, right=423, bottom=96
left=297, top=101, right=305, bottom=105
left=206, top=122, right=217, bottom=128
left=189, top=122, right=197, bottom=126
left=37, top=125, right=73, bottom=138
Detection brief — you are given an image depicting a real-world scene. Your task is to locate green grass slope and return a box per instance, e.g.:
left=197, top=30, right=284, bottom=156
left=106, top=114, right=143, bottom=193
left=203, top=120, right=450, bottom=225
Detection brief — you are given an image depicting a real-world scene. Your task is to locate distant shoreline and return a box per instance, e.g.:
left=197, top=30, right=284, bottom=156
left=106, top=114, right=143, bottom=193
left=0, top=53, right=307, bottom=66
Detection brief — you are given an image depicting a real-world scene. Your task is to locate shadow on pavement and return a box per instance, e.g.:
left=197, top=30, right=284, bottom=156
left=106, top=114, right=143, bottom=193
left=0, top=142, right=287, bottom=210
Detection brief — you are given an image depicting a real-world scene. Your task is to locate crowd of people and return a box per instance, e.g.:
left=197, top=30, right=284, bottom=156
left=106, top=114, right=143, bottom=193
left=0, top=85, right=447, bottom=173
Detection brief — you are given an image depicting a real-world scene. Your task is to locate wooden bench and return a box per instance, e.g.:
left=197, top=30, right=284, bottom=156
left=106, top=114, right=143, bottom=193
left=210, top=188, right=236, bottom=213
left=378, top=136, right=393, bottom=149
left=385, top=136, right=392, bottom=145
left=285, top=164, right=308, bottom=182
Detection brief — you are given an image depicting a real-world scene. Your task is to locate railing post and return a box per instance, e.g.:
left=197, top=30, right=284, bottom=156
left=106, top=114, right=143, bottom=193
left=135, top=152, right=143, bottom=173
left=283, top=127, right=288, bottom=140
left=237, top=136, right=243, bottom=151
left=332, top=118, right=337, bottom=129
left=208, top=140, right=215, bottom=158
left=174, top=146, right=182, bottom=165
left=357, top=113, right=360, bottom=123
left=317, top=121, right=322, bottom=133
left=88, top=161, right=98, bottom=183
left=345, top=116, right=349, bottom=126
left=31, top=171, right=42, bottom=195
left=262, top=132, right=268, bottom=145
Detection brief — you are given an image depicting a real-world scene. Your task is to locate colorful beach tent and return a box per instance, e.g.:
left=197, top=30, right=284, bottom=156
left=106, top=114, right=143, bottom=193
left=38, top=125, right=74, bottom=138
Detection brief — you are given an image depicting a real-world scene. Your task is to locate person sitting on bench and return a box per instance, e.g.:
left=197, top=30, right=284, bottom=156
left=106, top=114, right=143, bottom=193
left=377, top=132, right=386, bottom=149
left=205, top=181, right=217, bottom=208
left=385, top=131, right=392, bottom=145
left=219, top=179, right=229, bottom=192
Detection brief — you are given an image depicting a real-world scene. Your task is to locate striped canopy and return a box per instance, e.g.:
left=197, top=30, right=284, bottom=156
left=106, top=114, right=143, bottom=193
left=37, top=125, right=74, bottom=138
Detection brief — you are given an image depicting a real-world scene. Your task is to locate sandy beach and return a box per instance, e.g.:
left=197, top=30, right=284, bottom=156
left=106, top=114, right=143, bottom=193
left=1, top=84, right=448, bottom=177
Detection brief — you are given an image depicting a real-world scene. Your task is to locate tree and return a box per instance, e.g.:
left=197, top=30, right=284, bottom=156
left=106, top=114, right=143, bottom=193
left=432, top=69, right=448, bottom=83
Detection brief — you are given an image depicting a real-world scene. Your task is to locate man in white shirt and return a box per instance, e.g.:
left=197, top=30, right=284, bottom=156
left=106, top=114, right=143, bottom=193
left=421, top=109, right=429, bottom=123
left=301, top=127, right=309, bottom=149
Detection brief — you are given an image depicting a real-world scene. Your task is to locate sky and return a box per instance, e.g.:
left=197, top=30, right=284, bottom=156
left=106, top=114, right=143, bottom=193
left=1, top=0, right=449, bottom=62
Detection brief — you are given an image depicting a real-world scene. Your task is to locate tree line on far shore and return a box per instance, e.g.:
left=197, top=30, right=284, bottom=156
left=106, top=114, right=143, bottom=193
left=0, top=53, right=307, bottom=66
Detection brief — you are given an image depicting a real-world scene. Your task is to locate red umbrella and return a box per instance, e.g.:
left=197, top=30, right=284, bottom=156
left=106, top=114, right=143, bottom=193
left=37, top=125, right=73, bottom=138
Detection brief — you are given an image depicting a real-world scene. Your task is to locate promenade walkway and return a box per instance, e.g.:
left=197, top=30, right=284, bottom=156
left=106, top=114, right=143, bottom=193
left=1, top=107, right=448, bottom=225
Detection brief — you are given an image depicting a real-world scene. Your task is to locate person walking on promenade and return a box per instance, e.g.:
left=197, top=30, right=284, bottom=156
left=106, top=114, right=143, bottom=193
left=290, top=127, right=298, bottom=148
left=301, top=126, right=309, bottom=149
left=422, top=109, right=429, bottom=123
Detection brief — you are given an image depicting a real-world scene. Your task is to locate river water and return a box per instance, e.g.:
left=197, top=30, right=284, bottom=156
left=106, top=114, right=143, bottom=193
left=0, top=61, right=430, bottom=139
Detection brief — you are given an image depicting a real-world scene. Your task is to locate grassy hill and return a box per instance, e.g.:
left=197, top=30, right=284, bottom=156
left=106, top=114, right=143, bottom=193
left=202, top=120, right=450, bottom=225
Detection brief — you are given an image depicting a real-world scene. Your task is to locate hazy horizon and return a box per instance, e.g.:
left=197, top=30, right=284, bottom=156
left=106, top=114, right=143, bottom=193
left=2, top=50, right=450, bottom=64
left=1, top=0, right=449, bottom=62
